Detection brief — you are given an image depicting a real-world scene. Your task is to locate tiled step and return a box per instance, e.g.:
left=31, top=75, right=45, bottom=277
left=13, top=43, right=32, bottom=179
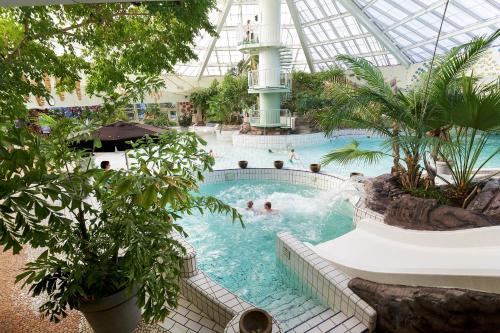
left=158, top=295, right=224, bottom=333
left=285, top=308, right=368, bottom=333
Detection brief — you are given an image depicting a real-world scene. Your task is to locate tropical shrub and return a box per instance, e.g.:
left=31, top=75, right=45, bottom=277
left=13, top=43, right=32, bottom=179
left=178, top=113, right=193, bottom=127
left=207, top=73, right=256, bottom=125
left=318, top=31, right=499, bottom=194
left=0, top=1, right=244, bottom=324
left=13, top=126, right=240, bottom=323
left=145, top=104, right=176, bottom=128
left=189, top=79, right=219, bottom=122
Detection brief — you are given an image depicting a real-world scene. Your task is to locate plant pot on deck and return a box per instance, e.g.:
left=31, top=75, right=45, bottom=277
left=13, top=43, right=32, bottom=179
left=239, top=308, right=273, bottom=333
left=350, top=172, right=364, bottom=178
left=79, top=288, right=141, bottom=333
left=274, top=160, right=284, bottom=169
left=238, top=160, right=248, bottom=169
left=310, top=163, right=321, bottom=173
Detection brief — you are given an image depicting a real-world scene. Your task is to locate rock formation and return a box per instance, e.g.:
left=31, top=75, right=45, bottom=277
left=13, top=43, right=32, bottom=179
left=349, top=278, right=500, bottom=333
left=384, top=195, right=500, bottom=230
left=466, top=178, right=500, bottom=220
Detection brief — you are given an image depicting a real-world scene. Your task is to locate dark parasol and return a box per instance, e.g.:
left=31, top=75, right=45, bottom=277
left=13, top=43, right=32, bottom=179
left=74, top=121, right=168, bottom=152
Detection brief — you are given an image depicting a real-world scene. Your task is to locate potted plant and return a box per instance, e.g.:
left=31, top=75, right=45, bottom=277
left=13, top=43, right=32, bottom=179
left=239, top=308, right=273, bottom=333
left=310, top=163, right=321, bottom=173
left=274, top=160, right=284, bottom=169
left=178, top=113, right=193, bottom=129
left=239, top=160, right=248, bottom=169
left=9, top=124, right=241, bottom=331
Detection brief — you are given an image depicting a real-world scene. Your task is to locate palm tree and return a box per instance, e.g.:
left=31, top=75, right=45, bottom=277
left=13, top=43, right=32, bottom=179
left=318, top=30, right=499, bottom=192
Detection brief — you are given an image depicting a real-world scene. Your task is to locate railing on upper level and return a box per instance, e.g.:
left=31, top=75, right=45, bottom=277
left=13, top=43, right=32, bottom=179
left=237, top=23, right=281, bottom=47
left=248, top=109, right=295, bottom=129
left=248, top=69, right=292, bottom=90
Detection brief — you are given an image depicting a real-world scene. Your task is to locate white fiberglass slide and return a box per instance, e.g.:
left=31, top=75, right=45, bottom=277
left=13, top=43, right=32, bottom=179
left=313, top=219, right=500, bottom=294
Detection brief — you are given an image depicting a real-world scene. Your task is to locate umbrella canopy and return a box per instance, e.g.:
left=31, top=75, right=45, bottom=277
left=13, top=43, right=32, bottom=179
left=75, top=121, right=168, bottom=152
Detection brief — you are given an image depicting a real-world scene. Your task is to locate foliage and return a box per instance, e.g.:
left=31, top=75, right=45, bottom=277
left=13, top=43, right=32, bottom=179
left=207, top=73, right=256, bottom=125
left=0, top=1, right=243, bottom=324
left=178, top=113, right=193, bottom=127
left=283, top=68, right=345, bottom=115
left=317, top=31, right=499, bottom=193
left=144, top=104, right=176, bottom=128
left=407, top=186, right=450, bottom=205
left=189, top=80, right=219, bottom=121
left=13, top=126, right=241, bottom=323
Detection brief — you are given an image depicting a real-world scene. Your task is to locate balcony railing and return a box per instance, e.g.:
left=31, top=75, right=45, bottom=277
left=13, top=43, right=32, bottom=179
left=248, top=109, right=295, bottom=129
left=248, top=69, right=292, bottom=90
left=237, top=23, right=281, bottom=47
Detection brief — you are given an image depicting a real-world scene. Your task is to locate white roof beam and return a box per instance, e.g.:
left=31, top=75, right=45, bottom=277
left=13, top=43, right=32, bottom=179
left=196, top=0, right=233, bottom=81
left=301, top=12, right=351, bottom=27
left=313, top=50, right=391, bottom=63
left=285, top=0, right=315, bottom=73
left=401, top=18, right=500, bottom=50
left=384, top=0, right=447, bottom=32
left=336, top=0, right=412, bottom=67
left=308, top=33, right=372, bottom=48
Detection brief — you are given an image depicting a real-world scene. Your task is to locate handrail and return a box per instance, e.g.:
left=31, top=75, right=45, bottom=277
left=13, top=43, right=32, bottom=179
left=248, top=69, right=292, bottom=89
left=237, top=23, right=281, bottom=46
left=248, top=109, right=295, bottom=129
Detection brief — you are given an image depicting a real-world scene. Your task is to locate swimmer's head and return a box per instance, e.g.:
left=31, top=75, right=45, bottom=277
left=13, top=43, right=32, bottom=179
left=247, top=200, right=254, bottom=208
left=264, top=201, right=271, bottom=210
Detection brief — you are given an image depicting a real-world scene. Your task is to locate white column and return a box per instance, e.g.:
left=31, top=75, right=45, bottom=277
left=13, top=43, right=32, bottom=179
left=257, top=0, right=281, bottom=127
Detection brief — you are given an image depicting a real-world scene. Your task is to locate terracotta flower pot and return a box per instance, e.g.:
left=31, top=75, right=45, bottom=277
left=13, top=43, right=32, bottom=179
left=310, top=163, right=321, bottom=173
left=274, top=160, right=284, bottom=169
left=239, top=308, right=272, bottom=333
left=238, top=160, right=248, bottom=169
left=79, top=287, right=141, bottom=333
left=350, top=172, right=364, bottom=178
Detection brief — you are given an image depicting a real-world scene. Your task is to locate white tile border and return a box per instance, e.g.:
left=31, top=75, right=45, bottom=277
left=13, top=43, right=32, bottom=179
left=232, top=129, right=376, bottom=149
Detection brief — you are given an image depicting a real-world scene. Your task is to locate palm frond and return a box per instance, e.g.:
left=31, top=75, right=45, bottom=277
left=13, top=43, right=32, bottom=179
left=432, top=30, right=499, bottom=94
left=335, top=54, right=393, bottom=97
left=321, top=140, right=387, bottom=166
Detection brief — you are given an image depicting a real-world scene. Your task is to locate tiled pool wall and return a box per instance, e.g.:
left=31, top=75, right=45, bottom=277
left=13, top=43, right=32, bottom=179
left=175, top=168, right=376, bottom=332
left=232, top=129, right=376, bottom=149
left=277, top=232, right=376, bottom=332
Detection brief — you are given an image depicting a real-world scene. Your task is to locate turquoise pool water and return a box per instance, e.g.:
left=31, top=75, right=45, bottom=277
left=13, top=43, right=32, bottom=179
left=181, top=180, right=354, bottom=328
left=202, top=134, right=500, bottom=176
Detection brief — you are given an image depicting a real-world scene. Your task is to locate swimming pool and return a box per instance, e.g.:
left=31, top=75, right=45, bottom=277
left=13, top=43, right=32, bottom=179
left=201, top=133, right=500, bottom=177
left=181, top=180, right=355, bottom=329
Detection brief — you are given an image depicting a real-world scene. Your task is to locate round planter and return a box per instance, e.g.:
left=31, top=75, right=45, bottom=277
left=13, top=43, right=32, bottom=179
left=350, top=172, right=364, bottom=178
left=238, top=160, right=248, bottom=169
left=274, top=160, right=284, bottom=169
left=79, top=288, right=141, bottom=333
left=436, top=161, right=453, bottom=175
left=239, top=308, right=273, bottom=333
left=310, top=163, right=321, bottom=173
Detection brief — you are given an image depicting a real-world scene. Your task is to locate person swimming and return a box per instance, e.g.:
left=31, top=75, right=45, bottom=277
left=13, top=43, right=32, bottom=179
left=262, top=201, right=278, bottom=215
left=288, top=149, right=300, bottom=163
left=246, top=200, right=255, bottom=211
left=268, top=149, right=273, bottom=153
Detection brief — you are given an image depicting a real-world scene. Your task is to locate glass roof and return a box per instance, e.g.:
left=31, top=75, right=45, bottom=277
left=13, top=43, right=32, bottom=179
left=175, top=0, right=500, bottom=76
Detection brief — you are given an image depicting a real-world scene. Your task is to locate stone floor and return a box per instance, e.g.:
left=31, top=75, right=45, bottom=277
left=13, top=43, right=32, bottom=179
left=0, top=248, right=81, bottom=333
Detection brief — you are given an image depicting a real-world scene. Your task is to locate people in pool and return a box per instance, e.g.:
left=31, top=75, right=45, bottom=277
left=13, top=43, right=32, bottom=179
left=288, top=149, right=300, bottom=163
left=209, top=150, right=220, bottom=158
left=262, top=201, right=278, bottom=214
left=246, top=200, right=255, bottom=211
